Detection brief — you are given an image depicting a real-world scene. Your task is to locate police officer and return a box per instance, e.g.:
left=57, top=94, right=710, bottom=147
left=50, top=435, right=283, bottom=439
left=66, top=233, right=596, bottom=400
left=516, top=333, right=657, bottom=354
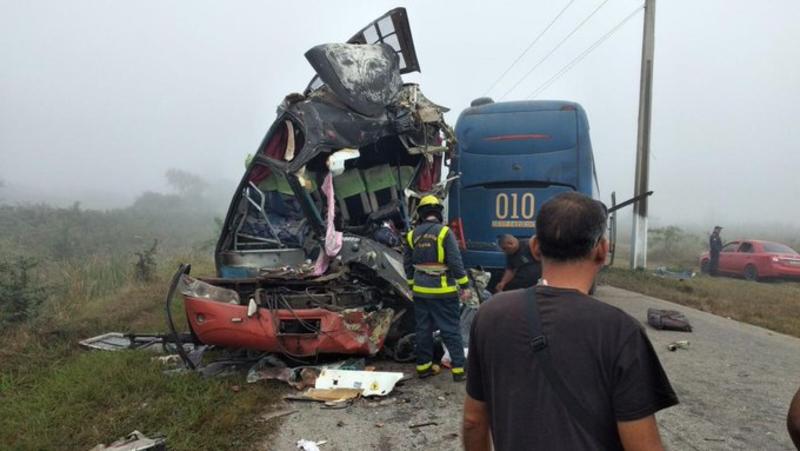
left=709, top=226, right=723, bottom=276
left=403, top=195, right=470, bottom=382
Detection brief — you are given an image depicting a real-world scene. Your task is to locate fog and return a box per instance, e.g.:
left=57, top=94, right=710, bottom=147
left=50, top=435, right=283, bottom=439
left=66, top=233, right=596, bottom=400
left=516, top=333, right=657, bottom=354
left=2, top=0, right=799, bottom=228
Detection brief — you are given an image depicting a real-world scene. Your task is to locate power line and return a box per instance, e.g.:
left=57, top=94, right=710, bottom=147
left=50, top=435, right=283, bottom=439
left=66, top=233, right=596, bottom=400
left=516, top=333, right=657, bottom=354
left=528, top=5, right=643, bottom=99
left=482, top=0, right=577, bottom=97
left=499, top=0, right=611, bottom=100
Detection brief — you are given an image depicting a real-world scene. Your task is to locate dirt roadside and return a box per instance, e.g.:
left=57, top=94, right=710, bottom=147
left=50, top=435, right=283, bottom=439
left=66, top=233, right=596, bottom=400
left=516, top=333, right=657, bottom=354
left=257, top=285, right=800, bottom=450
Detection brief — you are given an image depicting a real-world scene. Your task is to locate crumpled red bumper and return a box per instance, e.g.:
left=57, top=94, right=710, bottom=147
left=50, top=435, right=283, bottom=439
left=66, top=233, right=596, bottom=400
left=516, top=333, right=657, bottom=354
left=184, top=296, right=394, bottom=356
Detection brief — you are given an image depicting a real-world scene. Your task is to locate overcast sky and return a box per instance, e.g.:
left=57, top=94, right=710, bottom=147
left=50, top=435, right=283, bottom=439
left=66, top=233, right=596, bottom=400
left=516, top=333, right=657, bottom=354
left=2, top=0, right=799, bottom=228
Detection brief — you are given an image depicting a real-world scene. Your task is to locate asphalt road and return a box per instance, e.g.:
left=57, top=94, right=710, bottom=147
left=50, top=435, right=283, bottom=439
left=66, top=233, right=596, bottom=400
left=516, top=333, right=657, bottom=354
left=261, top=286, right=800, bottom=450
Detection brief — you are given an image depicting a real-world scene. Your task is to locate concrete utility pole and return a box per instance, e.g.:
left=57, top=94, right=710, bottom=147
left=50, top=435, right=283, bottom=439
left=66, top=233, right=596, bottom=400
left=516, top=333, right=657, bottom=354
left=631, top=0, right=656, bottom=270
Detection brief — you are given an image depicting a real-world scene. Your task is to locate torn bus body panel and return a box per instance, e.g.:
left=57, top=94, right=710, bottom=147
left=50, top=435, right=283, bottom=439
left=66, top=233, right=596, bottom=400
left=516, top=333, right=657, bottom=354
left=181, top=275, right=394, bottom=356
left=182, top=8, right=448, bottom=358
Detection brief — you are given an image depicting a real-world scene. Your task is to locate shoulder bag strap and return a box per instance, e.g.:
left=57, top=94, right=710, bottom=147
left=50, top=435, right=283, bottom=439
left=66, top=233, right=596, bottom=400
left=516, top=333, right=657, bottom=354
left=526, top=288, right=616, bottom=449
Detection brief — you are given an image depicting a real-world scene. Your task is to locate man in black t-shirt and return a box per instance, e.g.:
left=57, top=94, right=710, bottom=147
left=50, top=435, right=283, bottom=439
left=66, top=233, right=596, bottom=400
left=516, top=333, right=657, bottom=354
left=496, top=234, right=542, bottom=292
left=789, top=385, right=800, bottom=449
left=463, top=192, right=678, bottom=451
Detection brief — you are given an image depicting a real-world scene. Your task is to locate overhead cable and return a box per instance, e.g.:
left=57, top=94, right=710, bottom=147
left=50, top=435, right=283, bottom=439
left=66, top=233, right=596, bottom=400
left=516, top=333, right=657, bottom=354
left=499, top=0, right=612, bottom=100
left=482, top=0, right=577, bottom=97
left=528, top=5, right=644, bottom=99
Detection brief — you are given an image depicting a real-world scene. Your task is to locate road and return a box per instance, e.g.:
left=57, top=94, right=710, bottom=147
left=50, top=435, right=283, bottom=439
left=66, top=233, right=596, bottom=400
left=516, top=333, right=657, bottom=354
left=260, top=285, right=800, bottom=450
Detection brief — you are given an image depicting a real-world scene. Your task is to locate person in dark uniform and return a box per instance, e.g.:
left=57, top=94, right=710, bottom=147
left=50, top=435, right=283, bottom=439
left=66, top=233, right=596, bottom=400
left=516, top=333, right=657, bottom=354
left=709, top=226, right=723, bottom=276
left=495, top=234, right=542, bottom=292
left=403, top=195, right=471, bottom=382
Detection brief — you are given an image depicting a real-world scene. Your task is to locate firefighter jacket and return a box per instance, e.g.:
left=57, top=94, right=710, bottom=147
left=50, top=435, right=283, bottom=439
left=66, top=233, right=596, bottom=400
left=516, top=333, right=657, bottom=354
left=403, top=220, right=470, bottom=298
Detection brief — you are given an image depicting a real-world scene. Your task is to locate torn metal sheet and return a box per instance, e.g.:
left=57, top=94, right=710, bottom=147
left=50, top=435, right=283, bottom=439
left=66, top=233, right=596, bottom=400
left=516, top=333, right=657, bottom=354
left=88, top=431, right=166, bottom=451
left=79, top=333, right=159, bottom=352
left=305, top=43, right=402, bottom=117
left=79, top=332, right=194, bottom=354
left=314, top=369, right=404, bottom=397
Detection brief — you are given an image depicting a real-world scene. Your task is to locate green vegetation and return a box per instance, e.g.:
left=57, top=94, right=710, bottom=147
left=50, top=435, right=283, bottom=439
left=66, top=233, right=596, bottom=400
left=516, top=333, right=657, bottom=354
left=0, top=351, right=282, bottom=451
left=605, top=224, right=800, bottom=338
left=0, top=175, right=287, bottom=451
left=600, top=267, right=800, bottom=338
left=648, top=226, right=706, bottom=268
left=0, top=257, right=49, bottom=327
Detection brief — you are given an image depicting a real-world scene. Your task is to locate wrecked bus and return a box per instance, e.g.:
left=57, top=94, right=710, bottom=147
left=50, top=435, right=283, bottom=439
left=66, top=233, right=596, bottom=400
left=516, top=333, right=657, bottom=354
left=167, top=8, right=454, bottom=361
left=447, top=99, right=599, bottom=280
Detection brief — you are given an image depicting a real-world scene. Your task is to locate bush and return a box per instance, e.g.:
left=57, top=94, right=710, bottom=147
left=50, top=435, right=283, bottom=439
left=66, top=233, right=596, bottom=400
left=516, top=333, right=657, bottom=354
left=134, top=240, right=159, bottom=282
left=0, top=257, right=49, bottom=326
left=648, top=226, right=705, bottom=267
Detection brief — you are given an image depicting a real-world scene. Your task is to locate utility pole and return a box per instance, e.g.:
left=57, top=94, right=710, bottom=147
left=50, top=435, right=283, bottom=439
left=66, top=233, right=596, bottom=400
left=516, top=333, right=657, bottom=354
left=630, top=0, right=656, bottom=270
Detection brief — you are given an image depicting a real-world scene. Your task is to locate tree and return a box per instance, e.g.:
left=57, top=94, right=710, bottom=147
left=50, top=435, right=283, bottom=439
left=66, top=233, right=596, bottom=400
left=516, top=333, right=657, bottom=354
left=650, top=226, right=685, bottom=256
left=0, top=257, right=49, bottom=326
left=165, top=169, right=209, bottom=198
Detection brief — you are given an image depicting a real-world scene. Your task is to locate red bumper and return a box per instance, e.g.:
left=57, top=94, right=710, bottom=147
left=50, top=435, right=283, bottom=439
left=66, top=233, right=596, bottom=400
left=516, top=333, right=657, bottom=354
left=184, top=297, right=393, bottom=356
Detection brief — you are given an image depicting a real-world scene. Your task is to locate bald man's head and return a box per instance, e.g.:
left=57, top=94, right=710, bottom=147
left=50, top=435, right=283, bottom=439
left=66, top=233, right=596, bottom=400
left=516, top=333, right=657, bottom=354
left=498, top=234, right=520, bottom=255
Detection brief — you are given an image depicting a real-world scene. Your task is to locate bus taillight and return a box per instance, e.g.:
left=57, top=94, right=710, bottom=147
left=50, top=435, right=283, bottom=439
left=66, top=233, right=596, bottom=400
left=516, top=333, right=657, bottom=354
left=449, top=218, right=466, bottom=249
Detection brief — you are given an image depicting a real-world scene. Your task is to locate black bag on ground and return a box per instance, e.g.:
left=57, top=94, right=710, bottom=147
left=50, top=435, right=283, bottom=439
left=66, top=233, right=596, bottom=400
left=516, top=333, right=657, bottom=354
left=647, top=308, right=692, bottom=332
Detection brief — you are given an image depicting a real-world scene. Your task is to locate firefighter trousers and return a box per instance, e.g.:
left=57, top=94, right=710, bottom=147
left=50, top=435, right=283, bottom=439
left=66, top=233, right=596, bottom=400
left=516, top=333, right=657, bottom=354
left=414, top=295, right=465, bottom=369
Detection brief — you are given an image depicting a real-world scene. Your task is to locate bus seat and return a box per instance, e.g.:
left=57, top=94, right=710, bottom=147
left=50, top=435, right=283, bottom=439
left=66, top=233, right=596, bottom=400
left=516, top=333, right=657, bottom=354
left=256, top=173, right=279, bottom=192
left=397, top=165, right=415, bottom=189
left=363, top=164, right=400, bottom=211
left=333, top=169, right=371, bottom=222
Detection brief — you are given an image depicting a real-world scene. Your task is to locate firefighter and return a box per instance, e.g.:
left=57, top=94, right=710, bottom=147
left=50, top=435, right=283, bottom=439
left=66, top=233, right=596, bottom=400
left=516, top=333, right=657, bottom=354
left=403, top=195, right=470, bottom=382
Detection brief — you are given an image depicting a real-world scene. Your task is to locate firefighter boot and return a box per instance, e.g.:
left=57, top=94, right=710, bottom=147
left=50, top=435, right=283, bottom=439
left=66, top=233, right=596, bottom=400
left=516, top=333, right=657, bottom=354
left=417, top=362, right=441, bottom=379
left=452, top=367, right=466, bottom=382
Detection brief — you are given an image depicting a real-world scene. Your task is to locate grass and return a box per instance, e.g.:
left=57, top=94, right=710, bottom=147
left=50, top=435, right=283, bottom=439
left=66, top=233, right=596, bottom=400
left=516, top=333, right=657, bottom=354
left=0, top=352, right=283, bottom=451
left=0, top=197, right=290, bottom=451
left=599, top=267, right=800, bottom=338
left=0, top=259, right=289, bottom=451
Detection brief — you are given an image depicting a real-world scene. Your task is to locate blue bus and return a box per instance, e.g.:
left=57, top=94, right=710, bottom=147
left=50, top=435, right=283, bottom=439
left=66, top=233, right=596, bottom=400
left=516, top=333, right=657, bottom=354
left=447, top=99, right=599, bottom=277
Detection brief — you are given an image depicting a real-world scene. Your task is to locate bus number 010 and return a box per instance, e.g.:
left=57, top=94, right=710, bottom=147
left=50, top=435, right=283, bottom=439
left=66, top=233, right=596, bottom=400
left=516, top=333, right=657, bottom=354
left=495, top=193, right=535, bottom=220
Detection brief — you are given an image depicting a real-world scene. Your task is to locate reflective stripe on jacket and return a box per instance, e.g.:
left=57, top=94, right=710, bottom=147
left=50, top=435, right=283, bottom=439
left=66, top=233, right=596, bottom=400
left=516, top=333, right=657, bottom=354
left=402, top=220, right=469, bottom=298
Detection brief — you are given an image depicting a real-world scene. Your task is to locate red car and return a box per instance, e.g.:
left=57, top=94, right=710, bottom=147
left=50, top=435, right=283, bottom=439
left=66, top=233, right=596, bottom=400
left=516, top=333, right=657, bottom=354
left=699, top=240, right=800, bottom=281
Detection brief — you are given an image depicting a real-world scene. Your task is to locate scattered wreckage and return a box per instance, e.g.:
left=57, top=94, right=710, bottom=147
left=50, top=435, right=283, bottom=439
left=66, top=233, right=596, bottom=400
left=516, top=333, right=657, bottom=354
left=167, top=8, right=456, bottom=364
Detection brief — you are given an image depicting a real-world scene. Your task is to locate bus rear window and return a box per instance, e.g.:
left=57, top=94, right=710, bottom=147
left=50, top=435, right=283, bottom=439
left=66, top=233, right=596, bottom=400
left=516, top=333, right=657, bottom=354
left=459, top=110, right=577, bottom=155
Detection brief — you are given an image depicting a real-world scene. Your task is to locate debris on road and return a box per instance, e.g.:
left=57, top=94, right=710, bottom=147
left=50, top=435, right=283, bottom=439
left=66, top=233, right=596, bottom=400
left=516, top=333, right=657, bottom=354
left=299, top=388, right=361, bottom=403
left=79, top=332, right=193, bottom=353
left=654, top=266, right=695, bottom=280
left=667, top=340, right=691, bottom=352
left=296, top=439, right=326, bottom=451
left=258, top=407, right=298, bottom=423
left=88, top=431, right=166, bottom=451
left=314, top=369, right=404, bottom=396
left=246, top=355, right=365, bottom=389
left=409, top=421, right=438, bottom=429
left=647, top=308, right=693, bottom=332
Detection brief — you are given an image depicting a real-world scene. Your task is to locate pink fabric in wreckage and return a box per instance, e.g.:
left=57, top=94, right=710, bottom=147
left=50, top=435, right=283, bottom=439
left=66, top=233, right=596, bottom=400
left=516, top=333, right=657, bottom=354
left=313, top=173, right=343, bottom=275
